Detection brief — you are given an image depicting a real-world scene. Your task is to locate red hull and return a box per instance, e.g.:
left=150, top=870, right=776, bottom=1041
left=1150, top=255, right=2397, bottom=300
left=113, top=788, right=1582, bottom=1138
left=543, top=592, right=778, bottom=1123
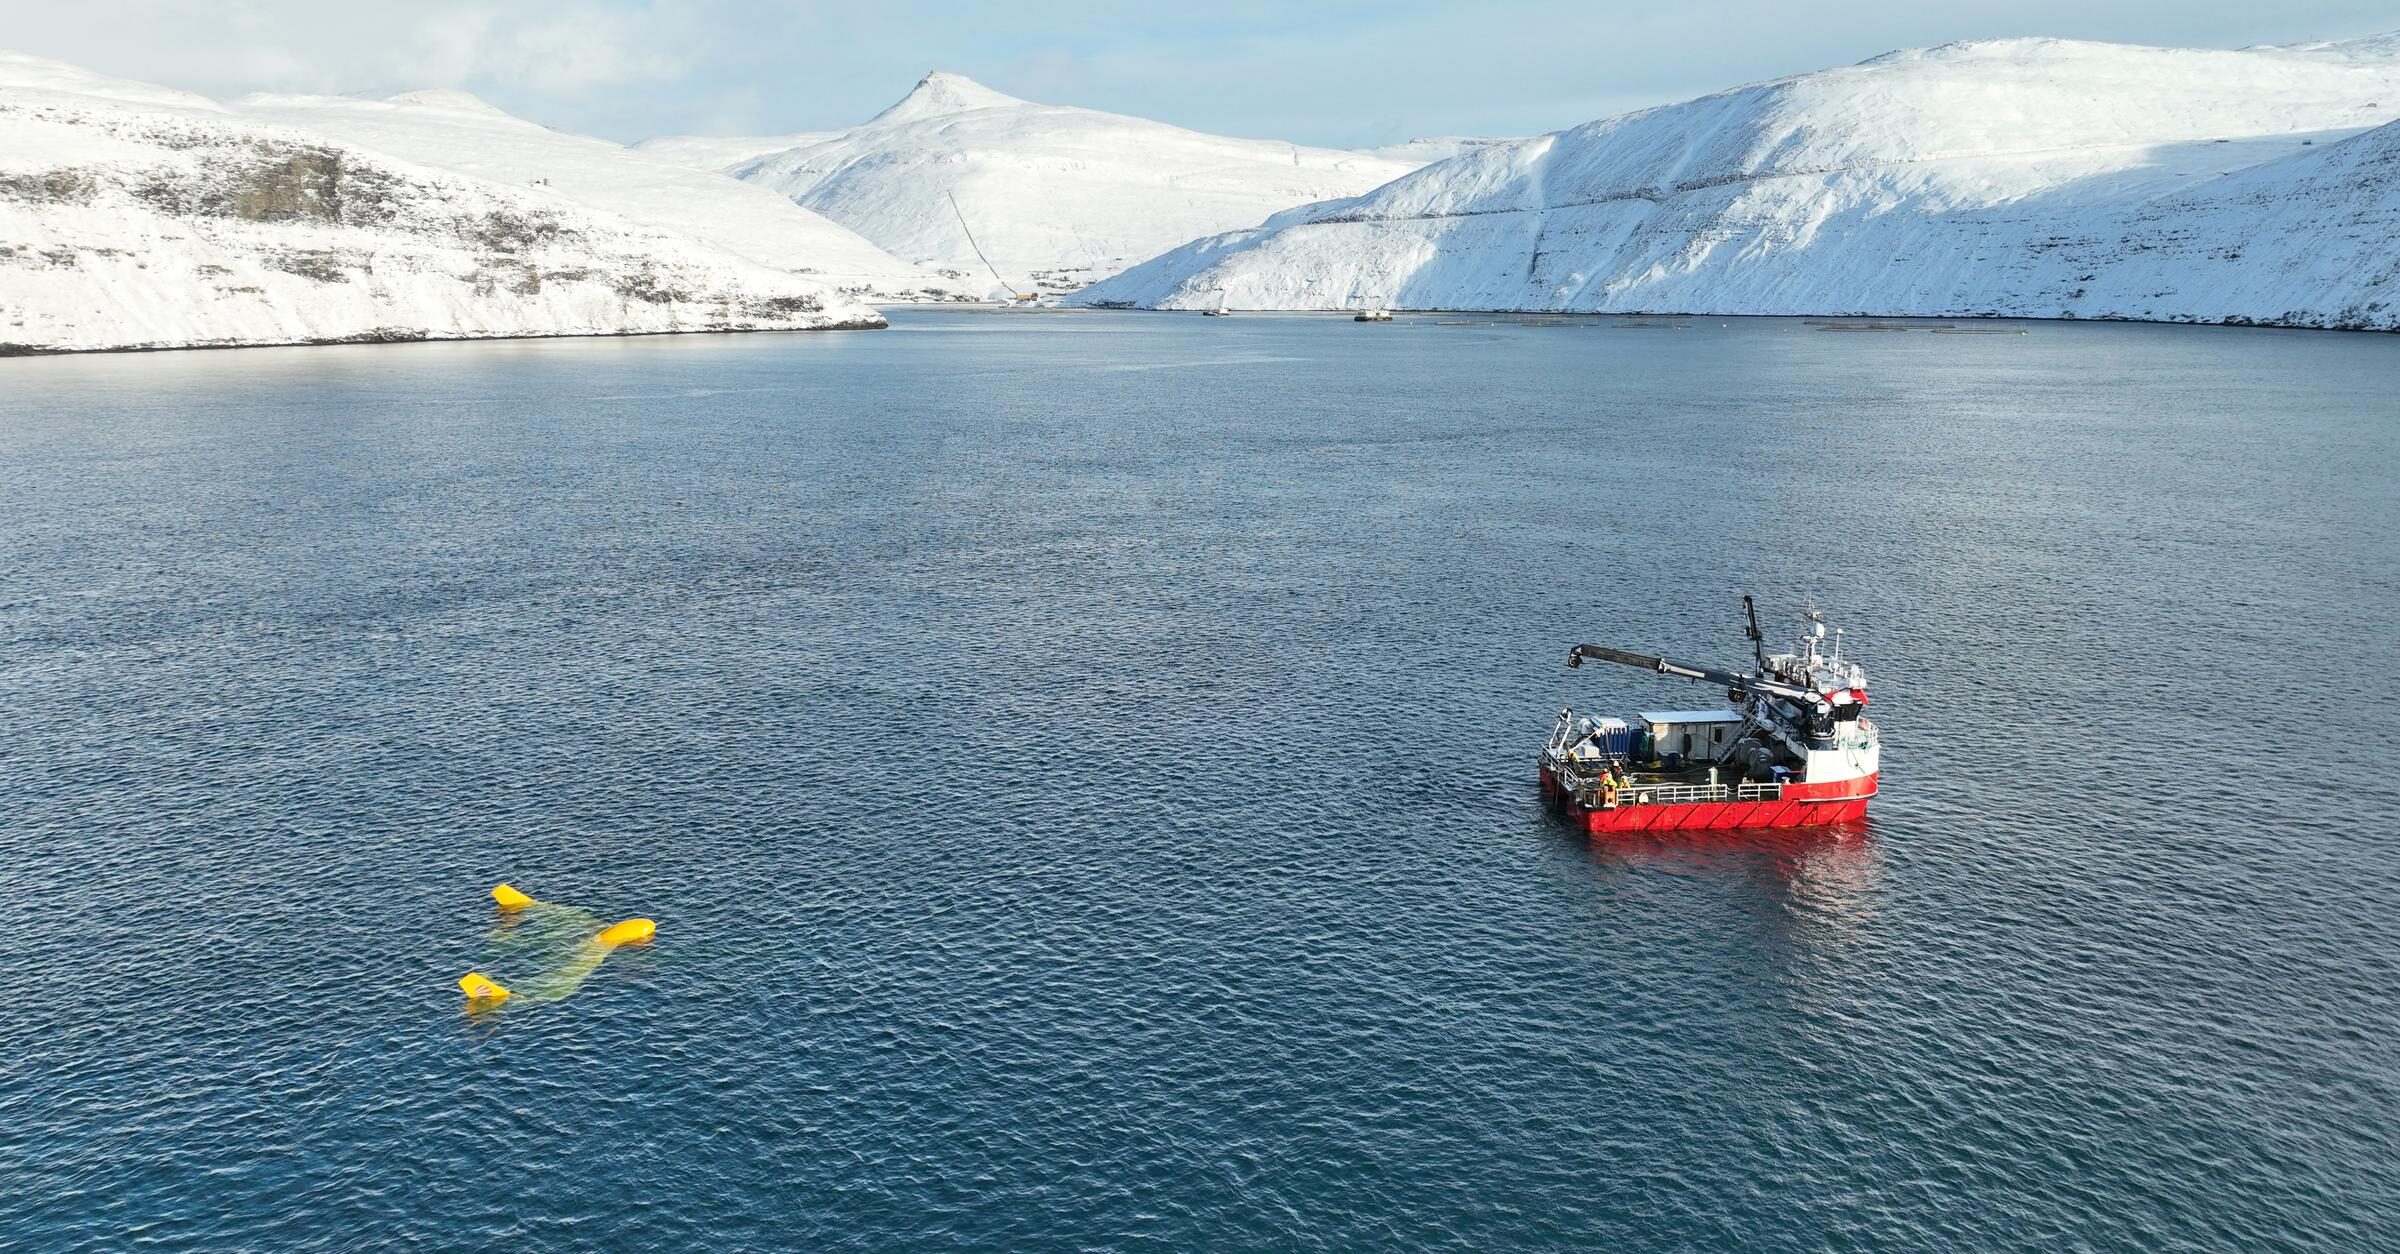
left=1541, top=766, right=1876, bottom=833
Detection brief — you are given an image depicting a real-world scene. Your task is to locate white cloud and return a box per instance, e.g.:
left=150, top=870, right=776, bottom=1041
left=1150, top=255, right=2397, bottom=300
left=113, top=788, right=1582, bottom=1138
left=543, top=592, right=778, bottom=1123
left=0, top=0, right=696, bottom=102
left=466, top=5, right=694, bottom=95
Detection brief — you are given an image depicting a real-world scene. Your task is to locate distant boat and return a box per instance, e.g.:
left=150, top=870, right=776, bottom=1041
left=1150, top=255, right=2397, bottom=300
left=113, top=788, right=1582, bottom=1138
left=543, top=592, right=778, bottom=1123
left=1201, top=289, right=1231, bottom=317
left=1353, top=305, right=1394, bottom=322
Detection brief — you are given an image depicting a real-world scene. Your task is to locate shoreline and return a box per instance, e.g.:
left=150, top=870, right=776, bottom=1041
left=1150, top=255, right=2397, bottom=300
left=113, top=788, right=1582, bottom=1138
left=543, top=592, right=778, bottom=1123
left=1059, top=306, right=2400, bottom=335
left=10, top=305, right=2397, bottom=361
left=0, top=316, right=890, bottom=360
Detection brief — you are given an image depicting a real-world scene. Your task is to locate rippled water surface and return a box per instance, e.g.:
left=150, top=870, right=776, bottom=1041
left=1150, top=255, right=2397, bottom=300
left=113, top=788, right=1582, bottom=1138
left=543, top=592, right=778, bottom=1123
left=5, top=312, right=2397, bottom=1250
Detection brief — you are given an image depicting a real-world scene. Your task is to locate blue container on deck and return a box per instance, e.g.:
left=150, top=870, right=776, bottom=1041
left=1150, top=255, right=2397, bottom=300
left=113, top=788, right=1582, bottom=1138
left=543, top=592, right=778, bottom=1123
left=1592, top=717, right=1630, bottom=758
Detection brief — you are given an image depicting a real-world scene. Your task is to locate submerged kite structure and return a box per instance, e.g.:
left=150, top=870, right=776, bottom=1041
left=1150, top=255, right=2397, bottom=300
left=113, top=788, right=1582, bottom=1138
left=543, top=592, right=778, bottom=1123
left=460, top=884, right=656, bottom=1007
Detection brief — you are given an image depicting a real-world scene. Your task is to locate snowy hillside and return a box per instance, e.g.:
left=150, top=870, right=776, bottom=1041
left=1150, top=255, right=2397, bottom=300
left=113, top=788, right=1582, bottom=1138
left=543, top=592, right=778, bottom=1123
left=236, top=91, right=968, bottom=301
left=0, top=52, right=885, bottom=354
left=720, top=71, right=1423, bottom=292
left=1353, top=137, right=1516, bottom=163
left=1077, top=36, right=2400, bottom=330
left=631, top=131, right=844, bottom=173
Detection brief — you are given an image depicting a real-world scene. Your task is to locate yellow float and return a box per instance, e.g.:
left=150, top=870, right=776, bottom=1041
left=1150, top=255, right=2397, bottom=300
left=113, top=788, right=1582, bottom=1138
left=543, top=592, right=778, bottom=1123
left=595, top=917, right=656, bottom=947
left=460, top=884, right=656, bottom=1008
left=459, top=972, right=511, bottom=1003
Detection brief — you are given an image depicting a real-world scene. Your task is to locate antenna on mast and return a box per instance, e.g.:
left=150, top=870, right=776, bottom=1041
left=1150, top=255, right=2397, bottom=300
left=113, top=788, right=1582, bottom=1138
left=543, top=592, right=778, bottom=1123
left=1798, top=600, right=1827, bottom=664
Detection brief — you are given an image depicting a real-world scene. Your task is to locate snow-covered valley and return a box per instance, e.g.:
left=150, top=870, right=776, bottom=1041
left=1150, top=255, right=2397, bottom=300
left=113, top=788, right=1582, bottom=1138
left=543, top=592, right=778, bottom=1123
left=632, top=131, right=846, bottom=176
left=0, top=53, right=896, bottom=355
left=1077, top=36, right=2400, bottom=331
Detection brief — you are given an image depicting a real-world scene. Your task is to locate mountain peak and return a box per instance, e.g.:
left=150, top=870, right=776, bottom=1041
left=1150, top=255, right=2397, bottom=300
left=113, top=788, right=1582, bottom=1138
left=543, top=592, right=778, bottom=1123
left=869, top=71, right=1027, bottom=125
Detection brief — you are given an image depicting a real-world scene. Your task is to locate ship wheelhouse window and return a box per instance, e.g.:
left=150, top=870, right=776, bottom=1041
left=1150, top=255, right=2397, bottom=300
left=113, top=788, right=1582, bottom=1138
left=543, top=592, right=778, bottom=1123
left=1712, top=728, right=1724, bottom=744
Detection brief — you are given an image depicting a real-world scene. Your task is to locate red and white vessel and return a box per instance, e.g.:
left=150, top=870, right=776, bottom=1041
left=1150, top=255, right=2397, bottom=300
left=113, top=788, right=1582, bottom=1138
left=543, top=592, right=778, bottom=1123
left=1540, top=598, right=1880, bottom=833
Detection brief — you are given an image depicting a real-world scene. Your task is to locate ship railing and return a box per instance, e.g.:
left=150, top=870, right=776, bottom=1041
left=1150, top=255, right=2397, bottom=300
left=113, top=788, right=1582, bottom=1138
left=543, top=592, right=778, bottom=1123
left=1613, top=780, right=1785, bottom=806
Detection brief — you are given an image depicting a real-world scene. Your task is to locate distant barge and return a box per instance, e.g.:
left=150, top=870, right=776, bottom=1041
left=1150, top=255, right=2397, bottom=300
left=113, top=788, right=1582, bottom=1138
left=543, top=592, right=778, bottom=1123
left=1540, top=599, right=1879, bottom=832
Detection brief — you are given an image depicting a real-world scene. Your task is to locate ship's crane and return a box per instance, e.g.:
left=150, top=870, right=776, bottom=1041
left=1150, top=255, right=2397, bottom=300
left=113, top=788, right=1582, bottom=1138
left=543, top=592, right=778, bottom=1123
left=1565, top=597, right=1851, bottom=743
left=1564, top=642, right=1818, bottom=707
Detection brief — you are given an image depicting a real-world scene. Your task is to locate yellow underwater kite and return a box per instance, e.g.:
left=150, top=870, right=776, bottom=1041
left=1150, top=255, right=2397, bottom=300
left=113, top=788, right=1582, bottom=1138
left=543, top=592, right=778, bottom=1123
left=460, top=883, right=655, bottom=1006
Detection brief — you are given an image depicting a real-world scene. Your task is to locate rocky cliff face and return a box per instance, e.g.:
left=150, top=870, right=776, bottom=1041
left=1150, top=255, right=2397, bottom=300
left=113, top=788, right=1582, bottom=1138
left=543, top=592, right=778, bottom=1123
left=234, top=89, right=971, bottom=302
left=0, top=52, right=883, bottom=354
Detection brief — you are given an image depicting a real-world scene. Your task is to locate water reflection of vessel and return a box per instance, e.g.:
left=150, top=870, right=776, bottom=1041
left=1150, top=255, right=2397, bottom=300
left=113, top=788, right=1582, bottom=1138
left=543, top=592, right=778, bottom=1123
left=1575, top=824, right=1881, bottom=920
left=1564, top=824, right=1885, bottom=978
left=1541, top=598, right=1879, bottom=832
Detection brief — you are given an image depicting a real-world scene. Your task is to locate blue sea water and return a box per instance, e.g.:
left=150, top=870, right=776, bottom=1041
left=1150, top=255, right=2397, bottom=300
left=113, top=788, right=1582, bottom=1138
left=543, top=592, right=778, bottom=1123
left=3, top=311, right=2396, bottom=1250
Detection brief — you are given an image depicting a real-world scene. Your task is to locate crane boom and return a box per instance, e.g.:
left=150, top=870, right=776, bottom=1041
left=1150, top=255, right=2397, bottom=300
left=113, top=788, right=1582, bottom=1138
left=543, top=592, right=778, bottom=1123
left=1564, top=642, right=1818, bottom=706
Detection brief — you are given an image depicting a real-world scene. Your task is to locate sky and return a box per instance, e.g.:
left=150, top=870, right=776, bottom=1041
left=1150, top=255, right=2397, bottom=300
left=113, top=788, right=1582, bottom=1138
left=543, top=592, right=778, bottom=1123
left=3, top=1, right=2396, bottom=146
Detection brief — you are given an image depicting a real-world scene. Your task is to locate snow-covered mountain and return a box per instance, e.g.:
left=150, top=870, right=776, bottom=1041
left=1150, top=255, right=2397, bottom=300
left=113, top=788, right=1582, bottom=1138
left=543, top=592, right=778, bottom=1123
left=0, top=52, right=886, bottom=354
left=235, top=90, right=968, bottom=301
left=1077, top=36, right=2400, bottom=331
left=713, top=71, right=1424, bottom=293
